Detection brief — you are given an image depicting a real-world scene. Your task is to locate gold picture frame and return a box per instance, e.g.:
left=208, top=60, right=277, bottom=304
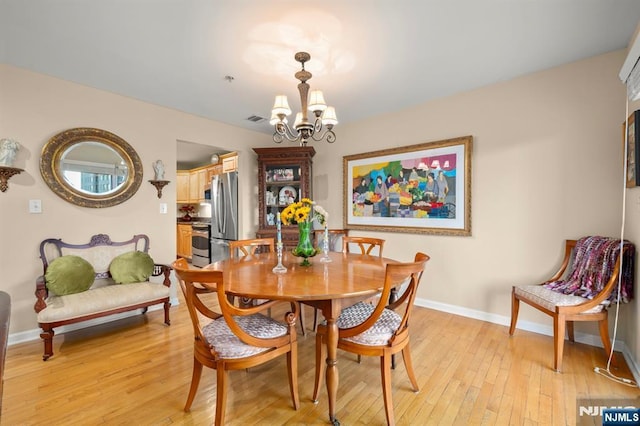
left=343, top=135, right=472, bottom=236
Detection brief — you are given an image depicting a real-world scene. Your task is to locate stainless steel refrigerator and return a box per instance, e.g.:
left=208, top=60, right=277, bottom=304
left=210, top=171, right=238, bottom=263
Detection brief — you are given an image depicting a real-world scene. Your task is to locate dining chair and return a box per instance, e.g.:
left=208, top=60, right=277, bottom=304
left=314, top=229, right=349, bottom=253
left=229, top=238, right=307, bottom=335
left=341, top=236, right=385, bottom=257
left=312, top=252, right=429, bottom=426
left=172, top=258, right=299, bottom=426
left=509, top=237, right=634, bottom=372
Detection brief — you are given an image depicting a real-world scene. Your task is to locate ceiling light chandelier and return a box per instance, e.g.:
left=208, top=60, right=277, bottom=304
left=271, top=52, right=338, bottom=146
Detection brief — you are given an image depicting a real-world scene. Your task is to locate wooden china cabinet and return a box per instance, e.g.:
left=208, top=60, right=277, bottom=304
left=254, top=146, right=315, bottom=248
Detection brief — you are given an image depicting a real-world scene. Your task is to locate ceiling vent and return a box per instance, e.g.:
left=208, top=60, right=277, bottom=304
left=246, top=115, right=267, bottom=124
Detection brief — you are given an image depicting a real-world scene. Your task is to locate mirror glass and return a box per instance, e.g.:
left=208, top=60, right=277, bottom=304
left=41, top=128, right=143, bottom=208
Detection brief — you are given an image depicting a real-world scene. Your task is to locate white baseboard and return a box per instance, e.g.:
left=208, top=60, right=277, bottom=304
left=414, top=297, right=640, bottom=385
left=8, top=297, right=180, bottom=346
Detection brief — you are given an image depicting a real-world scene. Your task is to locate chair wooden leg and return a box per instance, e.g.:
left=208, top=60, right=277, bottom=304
left=312, top=331, right=326, bottom=402
left=184, top=358, right=203, bottom=411
left=598, top=317, right=617, bottom=367
left=215, top=366, right=228, bottom=426
left=312, top=308, right=320, bottom=332
left=380, top=352, right=395, bottom=426
left=553, top=315, right=566, bottom=372
left=401, top=343, right=419, bottom=392
left=297, top=302, right=306, bottom=336
left=509, top=290, right=519, bottom=335
left=287, top=344, right=300, bottom=409
left=567, top=321, right=575, bottom=342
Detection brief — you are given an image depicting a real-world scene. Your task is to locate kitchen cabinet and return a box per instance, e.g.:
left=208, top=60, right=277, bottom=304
left=176, top=224, right=192, bottom=259
left=253, top=147, right=315, bottom=248
left=189, top=168, right=207, bottom=203
left=177, top=171, right=190, bottom=203
left=222, top=154, right=238, bottom=173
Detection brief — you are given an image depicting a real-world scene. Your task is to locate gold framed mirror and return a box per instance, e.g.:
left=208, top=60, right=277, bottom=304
left=40, top=128, right=143, bottom=208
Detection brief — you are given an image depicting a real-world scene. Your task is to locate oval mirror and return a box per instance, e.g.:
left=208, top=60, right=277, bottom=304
left=40, top=128, right=143, bottom=208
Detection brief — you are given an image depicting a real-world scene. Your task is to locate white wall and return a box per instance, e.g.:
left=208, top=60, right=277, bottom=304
left=3, top=49, right=637, bottom=371
left=0, top=64, right=272, bottom=334
left=312, top=50, right=636, bottom=366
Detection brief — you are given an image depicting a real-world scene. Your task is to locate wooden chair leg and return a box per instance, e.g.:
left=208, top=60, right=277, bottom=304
left=312, top=308, right=320, bottom=332
left=184, top=358, right=203, bottom=411
left=380, top=352, right=395, bottom=426
left=215, top=366, right=228, bottom=426
left=401, top=344, right=419, bottom=392
left=297, top=303, right=306, bottom=336
left=312, top=331, right=326, bottom=402
left=509, top=290, right=519, bottom=335
left=287, top=344, right=300, bottom=409
left=598, top=317, right=617, bottom=367
left=567, top=321, right=575, bottom=342
left=553, top=315, right=566, bottom=372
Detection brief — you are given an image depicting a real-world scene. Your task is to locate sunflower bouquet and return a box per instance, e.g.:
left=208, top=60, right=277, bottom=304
left=280, top=198, right=328, bottom=226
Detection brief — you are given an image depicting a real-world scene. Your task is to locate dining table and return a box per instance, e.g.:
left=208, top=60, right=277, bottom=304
left=206, top=250, right=396, bottom=425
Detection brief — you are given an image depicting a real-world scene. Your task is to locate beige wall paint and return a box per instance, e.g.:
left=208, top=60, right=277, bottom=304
left=312, top=50, right=637, bottom=366
left=0, top=64, right=272, bottom=334
left=3, top=50, right=637, bottom=370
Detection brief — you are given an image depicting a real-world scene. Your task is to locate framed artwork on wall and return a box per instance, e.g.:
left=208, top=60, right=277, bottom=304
left=625, top=110, right=640, bottom=188
left=343, top=135, right=472, bottom=236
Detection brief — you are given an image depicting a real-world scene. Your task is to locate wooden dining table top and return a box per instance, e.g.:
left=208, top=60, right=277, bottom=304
left=205, top=251, right=396, bottom=301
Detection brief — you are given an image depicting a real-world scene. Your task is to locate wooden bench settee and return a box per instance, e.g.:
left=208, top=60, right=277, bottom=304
left=35, top=234, right=171, bottom=360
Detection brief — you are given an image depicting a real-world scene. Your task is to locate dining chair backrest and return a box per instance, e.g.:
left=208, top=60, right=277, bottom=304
left=341, top=236, right=385, bottom=257
left=337, top=252, right=429, bottom=341
left=229, top=238, right=275, bottom=258
left=314, top=229, right=349, bottom=252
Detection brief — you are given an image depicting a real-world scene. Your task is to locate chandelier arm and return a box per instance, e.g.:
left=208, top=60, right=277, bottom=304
left=310, top=127, right=336, bottom=143
left=273, top=122, right=300, bottom=142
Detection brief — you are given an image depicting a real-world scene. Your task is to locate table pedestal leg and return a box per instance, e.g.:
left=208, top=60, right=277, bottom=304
left=326, top=317, right=339, bottom=425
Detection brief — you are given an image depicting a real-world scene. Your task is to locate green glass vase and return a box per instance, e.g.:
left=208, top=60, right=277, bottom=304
left=292, top=221, right=317, bottom=266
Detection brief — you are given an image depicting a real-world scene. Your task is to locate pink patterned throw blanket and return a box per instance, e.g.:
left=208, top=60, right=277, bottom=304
left=543, top=236, right=635, bottom=304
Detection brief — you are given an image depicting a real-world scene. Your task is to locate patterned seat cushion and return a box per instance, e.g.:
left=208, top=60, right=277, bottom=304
left=202, top=314, right=288, bottom=359
left=336, top=302, right=401, bottom=346
left=514, top=285, right=604, bottom=314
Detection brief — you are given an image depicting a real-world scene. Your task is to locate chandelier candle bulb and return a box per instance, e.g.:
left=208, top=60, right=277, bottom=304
left=276, top=212, right=282, bottom=245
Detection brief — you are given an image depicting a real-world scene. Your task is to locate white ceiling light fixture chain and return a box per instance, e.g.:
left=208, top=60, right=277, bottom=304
left=271, top=51, right=338, bottom=146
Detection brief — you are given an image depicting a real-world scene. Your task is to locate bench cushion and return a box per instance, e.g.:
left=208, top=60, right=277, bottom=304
left=45, top=255, right=95, bottom=295
left=514, top=285, right=603, bottom=314
left=109, top=251, right=154, bottom=284
left=37, top=282, right=170, bottom=323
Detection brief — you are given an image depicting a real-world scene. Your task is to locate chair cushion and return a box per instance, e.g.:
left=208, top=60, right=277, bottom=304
left=514, top=285, right=604, bottom=314
left=37, top=282, right=170, bottom=323
left=45, top=255, right=95, bottom=295
left=202, top=314, right=288, bottom=359
left=336, top=302, right=402, bottom=346
left=109, top=251, right=154, bottom=284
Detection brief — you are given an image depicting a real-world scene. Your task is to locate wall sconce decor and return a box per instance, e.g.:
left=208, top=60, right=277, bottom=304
left=149, top=179, right=170, bottom=198
left=0, top=166, right=23, bottom=192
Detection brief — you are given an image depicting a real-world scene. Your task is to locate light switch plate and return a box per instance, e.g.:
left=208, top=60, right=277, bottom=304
left=29, top=199, right=42, bottom=213
left=159, top=203, right=168, bottom=214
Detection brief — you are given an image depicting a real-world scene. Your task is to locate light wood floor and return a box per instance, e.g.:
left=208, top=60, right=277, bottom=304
left=2, top=298, right=638, bottom=425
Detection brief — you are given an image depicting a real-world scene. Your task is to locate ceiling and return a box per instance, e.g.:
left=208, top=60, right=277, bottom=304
left=2, top=1, right=640, bottom=164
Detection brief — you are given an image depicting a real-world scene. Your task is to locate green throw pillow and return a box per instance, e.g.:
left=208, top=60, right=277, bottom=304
left=45, top=255, right=95, bottom=295
left=109, top=251, right=154, bottom=284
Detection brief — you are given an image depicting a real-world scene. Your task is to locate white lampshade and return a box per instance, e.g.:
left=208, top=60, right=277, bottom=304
left=270, top=112, right=287, bottom=126
left=293, top=112, right=303, bottom=128
left=308, top=90, right=327, bottom=112
left=443, top=160, right=450, bottom=169
left=321, top=106, right=338, bottom=126
left=272, top=95, right=291, bottom=116
left=431, top=160, right=440, bottom=169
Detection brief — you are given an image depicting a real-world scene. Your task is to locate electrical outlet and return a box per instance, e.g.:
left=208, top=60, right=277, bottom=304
left=29, top=199, right=42, bottom=213
left=159, top=203, right=168, bottom=214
